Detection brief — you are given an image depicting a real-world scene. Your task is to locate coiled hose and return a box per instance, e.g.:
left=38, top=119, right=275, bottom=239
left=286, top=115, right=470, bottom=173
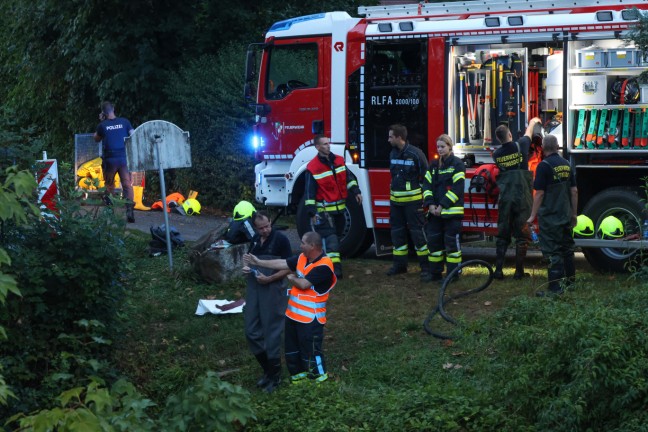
left=423, top=259, right=494, bottom=339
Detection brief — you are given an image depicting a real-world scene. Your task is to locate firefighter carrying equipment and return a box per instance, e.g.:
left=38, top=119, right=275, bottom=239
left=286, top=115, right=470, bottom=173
left=133, top=186, right=150, bottom=211
left=151, top=192, right=185, bottom=212
left=573, top=214, right=594, bottom=237
left=610, top=77, right=640, bottom=105
left=183, top=198, right=201, bottom=215
left=598, top=215, right=624, bottom=239
left=285, top=254, right=336, bottom=325
left=233, top=200, right=256, bottom=221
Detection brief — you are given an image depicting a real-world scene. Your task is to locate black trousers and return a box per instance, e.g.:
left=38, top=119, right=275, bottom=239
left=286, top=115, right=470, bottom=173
left=390, top=202, right=428, bottom=268
left=424, top=216, right=462, bottom=276
left=313, top=212, right=344, bottom=269
left=284, top=318, right=326, bottom=378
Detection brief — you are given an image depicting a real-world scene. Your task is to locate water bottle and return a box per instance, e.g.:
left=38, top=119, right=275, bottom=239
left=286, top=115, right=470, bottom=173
left=643, top=220, right=648, bottom=241
left=530, top=224, right=539, bottom=244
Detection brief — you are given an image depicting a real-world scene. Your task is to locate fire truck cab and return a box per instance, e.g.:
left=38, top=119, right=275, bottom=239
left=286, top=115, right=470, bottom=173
left=245, top=0, right=648, bottom=272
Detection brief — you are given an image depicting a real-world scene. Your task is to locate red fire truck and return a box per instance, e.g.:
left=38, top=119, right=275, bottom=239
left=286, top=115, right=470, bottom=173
left=245, top=0, right=648, bottom=272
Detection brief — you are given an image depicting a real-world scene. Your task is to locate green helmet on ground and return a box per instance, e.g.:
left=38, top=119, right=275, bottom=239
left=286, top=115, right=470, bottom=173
left=233, top=200, right=256, bottom=221
left=183, top=198, right=201, bottom=216
left=573, top=214, right=594, bottom=237
left=598, top=215, right=624, bottom=239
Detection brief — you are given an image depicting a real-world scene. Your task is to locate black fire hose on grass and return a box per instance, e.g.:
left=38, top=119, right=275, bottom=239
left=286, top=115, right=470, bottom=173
left=423, top=259, right=494, bottom=339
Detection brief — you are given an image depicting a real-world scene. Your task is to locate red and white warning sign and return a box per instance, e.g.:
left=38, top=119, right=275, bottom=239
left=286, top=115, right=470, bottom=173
left=36, top=156, right=59, bottom=217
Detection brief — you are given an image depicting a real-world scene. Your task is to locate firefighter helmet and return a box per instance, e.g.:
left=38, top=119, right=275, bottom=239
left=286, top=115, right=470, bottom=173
left=598, top=215, right=624, bottom=239
left=573, top=214, right=594, bottom=237
left=609, top=77, right=640, bottom=104
left=182, top=198, right=201, bottom=216
left=233, top=200, right=256, bottom=221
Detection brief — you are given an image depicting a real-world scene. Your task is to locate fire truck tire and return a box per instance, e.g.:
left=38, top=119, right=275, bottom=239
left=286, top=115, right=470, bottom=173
left=581, top=188, right=643, bottom=273
left=296, top=195, right=371, bottom=258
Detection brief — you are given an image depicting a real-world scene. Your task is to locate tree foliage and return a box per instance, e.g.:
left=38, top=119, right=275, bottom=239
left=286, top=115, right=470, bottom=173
left=0, top=0, right=378, bottom=183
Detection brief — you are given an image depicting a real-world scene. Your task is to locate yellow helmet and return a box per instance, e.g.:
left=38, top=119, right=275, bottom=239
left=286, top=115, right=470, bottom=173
left=232, top=200, right=255, bottom=221
left=598, top=215, right=624, bottom=239
left=182, top=198, right=201, bottom=216
left=573, top=215, right=594, bottom=237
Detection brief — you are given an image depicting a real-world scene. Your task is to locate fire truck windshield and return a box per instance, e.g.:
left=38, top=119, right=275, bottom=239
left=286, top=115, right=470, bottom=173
left=265, top=44, right=318, bottom=100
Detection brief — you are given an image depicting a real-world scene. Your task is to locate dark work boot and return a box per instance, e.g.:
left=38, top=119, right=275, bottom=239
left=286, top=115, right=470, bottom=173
left=537, top=262, right=565, bottom=297
left=102, top=194, right=113, bottom=206
left=513, top=245, right=528, bottom=280
left=564, top=255, right=576, bottom=288
left=493, top=245, right=507, bottom=280
left=254, top=352, right=270, bottom=388
left=386, top=265, right=407, bottom=276
left=126, top=203, right=135, bottom=223
left=419, top=261, right=431, bottom=282
left=333, top=262, right=343, bottom=280
left=262, top=359, right=282, bottom=394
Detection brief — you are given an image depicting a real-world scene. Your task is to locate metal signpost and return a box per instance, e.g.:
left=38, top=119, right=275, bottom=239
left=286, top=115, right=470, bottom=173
left=126, top=120, right=191, bottom=270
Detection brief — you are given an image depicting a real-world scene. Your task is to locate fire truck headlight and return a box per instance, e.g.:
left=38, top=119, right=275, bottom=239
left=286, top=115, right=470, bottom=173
left=251, top=134, right=265, bottom=150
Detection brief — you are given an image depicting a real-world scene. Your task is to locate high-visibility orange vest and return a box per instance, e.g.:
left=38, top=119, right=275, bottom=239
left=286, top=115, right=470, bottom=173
left=286, top=254, right=336, bottom=324
left=307, top=155, right=348, bottom=210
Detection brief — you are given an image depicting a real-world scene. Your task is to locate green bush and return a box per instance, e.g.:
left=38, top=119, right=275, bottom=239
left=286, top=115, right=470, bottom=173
left=0, top=196, right=129, bottom=418
left=465, top=291, right=648, bottom=431
left=9, top=372, right=254, bottom=432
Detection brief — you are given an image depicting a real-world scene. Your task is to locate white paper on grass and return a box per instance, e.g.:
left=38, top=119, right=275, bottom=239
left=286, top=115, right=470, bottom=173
left=195, top=299, right=245, bottom=316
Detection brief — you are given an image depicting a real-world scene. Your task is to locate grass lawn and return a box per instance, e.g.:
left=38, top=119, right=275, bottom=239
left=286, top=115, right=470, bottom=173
left=114, top=231, right=647, bottom=430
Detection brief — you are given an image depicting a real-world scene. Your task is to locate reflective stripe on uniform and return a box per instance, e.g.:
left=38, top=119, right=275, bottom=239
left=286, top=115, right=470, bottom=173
left=445, top=190, right=459, bottom=203
left=393, top=245, right=408, bottom=256
left=428, top=250, right=444, bottom=263
left=441, top=206, right=464, bottom=216
left=447, top=251, right=462, bottom=264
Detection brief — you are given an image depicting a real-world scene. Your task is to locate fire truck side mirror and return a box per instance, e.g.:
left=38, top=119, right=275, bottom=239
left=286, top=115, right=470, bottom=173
left=244, top=83, right=255, bottom=101
left=312, top=120, right=324, bottom=135
left=245, top=50, right=257, bottom=83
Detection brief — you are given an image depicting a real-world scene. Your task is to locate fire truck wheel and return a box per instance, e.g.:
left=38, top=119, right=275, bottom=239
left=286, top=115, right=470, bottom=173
left=296, top=195, right=371, bottom=258
left=581, top=188, right=643, bottom=273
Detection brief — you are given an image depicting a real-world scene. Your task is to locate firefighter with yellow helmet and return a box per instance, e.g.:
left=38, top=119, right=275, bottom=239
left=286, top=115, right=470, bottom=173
left=224, top=200, right=257, bottom=244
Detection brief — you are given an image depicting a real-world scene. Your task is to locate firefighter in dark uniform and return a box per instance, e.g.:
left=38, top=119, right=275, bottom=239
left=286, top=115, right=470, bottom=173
left=387, top=124, right=430, bottom=279
left=422, top=134, right=465, bottom=282
left=304, top=135, right=362, bottom=279
left=491, top=117, right=541, bottom=279
left=527, top=134, right=578, bottom=296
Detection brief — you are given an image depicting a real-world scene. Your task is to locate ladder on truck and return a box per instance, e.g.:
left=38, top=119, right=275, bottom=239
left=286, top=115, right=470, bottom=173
left=359, top=0, right=643, bottom=19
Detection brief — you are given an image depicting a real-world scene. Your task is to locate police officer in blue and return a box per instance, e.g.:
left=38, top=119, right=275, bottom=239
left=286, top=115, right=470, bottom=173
left=94, top=101, right=135, bottom=222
